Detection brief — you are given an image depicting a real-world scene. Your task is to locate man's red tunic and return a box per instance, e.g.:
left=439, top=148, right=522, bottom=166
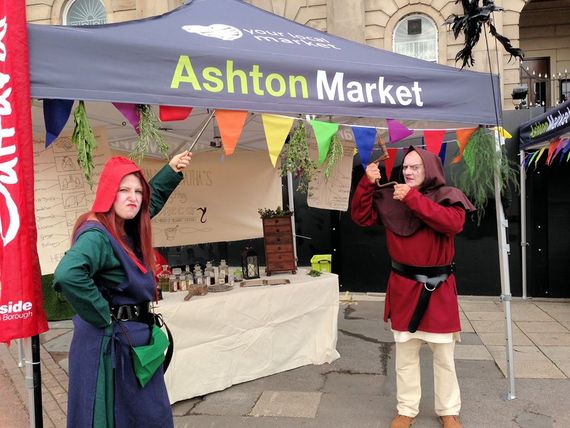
left=351, top=176, right=464, bottom=333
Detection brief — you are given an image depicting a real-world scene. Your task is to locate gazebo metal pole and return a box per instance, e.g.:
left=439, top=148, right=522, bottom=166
left=519, top=150, right=528, bottom=299
left=494, top=132, right=516, bottom=400
left=286, top=171, right=298, bottom=261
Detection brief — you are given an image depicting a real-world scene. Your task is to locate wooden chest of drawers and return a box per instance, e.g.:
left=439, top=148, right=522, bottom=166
left=262, top=216, right=297, bottom=276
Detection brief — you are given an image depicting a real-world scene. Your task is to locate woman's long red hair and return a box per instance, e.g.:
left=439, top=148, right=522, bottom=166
left=72, top=171, right=154, bottom=273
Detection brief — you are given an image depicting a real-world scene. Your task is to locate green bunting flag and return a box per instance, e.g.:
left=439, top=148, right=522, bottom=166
left=309, top=120, right=339, bottom=166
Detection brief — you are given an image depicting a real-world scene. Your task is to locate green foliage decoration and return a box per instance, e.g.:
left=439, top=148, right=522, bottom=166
left=71, top=100, right=97, bottom=188
left=130, top=105, right=170, bottom=163
left=279, top=121, right=317, bottom=193
left=258, top=206, right=292, bottom=219
left=323, top=134, right=344, bottom=180
left=452, top=127, right=518, bottom=223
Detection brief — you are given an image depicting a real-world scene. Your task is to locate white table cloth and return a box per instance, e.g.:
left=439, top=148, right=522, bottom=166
left=158, top=270, right=340, bottom=403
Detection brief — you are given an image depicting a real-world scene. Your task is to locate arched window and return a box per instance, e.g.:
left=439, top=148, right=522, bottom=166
left=393, top=14, right=437, bottom=62
left=63, top=0, right=107, bottom=26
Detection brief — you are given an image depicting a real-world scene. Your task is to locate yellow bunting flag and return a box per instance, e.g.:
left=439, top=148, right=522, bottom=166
left=214, top=109, right=248, bottom=156
left=533, top=147, right=546, bottom=169
left=261, top=114, right=294, bottom=167
left=492, top=126, right=512, bottom=140
left=451, top=128, right=478, bottom=164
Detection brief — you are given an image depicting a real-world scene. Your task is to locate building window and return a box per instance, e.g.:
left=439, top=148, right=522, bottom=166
left=393, top=15, right=437, bottom=62
left=64, top=0, right=107, bottom=26
left=561, top=80, right=569, bottom=103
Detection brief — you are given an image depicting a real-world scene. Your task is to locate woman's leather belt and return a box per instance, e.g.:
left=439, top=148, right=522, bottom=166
left=111, top=302, right=152, bottom=323
left=391, top=261, right=455, bottom=333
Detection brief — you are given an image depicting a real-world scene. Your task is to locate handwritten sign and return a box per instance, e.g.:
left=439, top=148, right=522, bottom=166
left=34, top=129, right=112, bottom=274
left=307, top=131, right=354, bottom=211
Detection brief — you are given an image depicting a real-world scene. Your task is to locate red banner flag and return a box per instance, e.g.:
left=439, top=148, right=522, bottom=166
left=0, top=2, right=48, bottom=343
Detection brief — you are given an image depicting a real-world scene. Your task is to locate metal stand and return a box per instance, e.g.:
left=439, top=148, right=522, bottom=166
left=24, top=336, right=44, bottom=427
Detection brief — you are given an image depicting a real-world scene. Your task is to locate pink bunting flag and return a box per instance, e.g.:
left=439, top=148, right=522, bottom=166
left=113, top=103, right=140, bottom=134
left=423, top=130, right=446, bottom=156
left=383, top=148, right=398, bottom=180
left=386, top=119, right=413, bottom=144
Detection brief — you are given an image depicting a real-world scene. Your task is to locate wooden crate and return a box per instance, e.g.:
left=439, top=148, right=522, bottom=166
left=262, top=216, right=297, bottom=275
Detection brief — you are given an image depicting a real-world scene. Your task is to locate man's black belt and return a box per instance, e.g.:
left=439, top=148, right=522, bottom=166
left=391, top=261, right=455, bottom=333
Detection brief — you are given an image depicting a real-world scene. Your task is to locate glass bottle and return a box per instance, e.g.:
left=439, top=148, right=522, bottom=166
left=168, top=274, right=178, bottom=292
left=219, top=259, right=228, bottom=282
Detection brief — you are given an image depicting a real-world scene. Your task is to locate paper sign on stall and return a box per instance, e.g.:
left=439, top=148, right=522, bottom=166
left=34, top=129, right=112, bottom=274
left=307, top=128, right=355, bottom=211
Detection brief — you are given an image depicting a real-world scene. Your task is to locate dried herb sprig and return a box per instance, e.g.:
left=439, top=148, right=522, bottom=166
left=130, top=105, right=169, bottom=163
left=452, top=127, right=518, bottom=223
left=279, top=121, right=317, bottom=193
left=257, top=206, right=292, bottom=219
left=323, top=134, right=343, bottom=180
left=71, top=100, right=97, bottom=188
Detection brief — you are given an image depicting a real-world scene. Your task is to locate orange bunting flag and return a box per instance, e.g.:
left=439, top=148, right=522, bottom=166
left=546, top=139, right=561, bottom=165
left=383, top=148, right=398, bottom=181
left=451, top=128, right=477, bottom=164
left=214, top=109, right=248, bottom=156
left=423, top=130, right=446, bottom=156
left=159, top=105, right=193, bottom=122
left=261, top=114, right=294, bottom=167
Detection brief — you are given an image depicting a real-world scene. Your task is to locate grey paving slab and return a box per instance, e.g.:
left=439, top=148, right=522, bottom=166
left=171, top=398, right=202, bottom=417
left=322, top=372, right=386, bottom=395
left=487, top=345, right=566, bottom=379
left=525, top=332, right=570, bottom=346
left=547, top=311, right=570, bottom=322
left=511, top=305, right=557, bottom=322
left=459, top=332, right=483, bottom=345
left=40, top=328, right=71, bottom=344
left=455, top=344, right=493, bottom=361
left=459, top=301, right=502, bottom=312
left=463, top=311, right=505, bottom=321
left=471, top=319, right=522, bottom=333
left=333, top=328, right=392, bottom=375
left=478, top=331, right=534, bottom=346
left=191, top=388, right=260, bottom=416
left=516, top=321, right=568, bottom=333
left=250, top=391, right=322, bottom=418
left=42, top=330, right=73, bottom=353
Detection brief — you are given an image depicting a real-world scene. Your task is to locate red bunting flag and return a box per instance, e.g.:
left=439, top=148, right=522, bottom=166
left=546, top=138, right=561, bottom=165
left=383, top=148, right=398, bottom=180
left=423, top=130, right=446, bottom=156
left=451, top=128, right=477, bottom=164
left=0, top=1, right=49, bottom=343
left=159, top=105, right=193, bottom=122
left=214, top=109, right=248, bottom=156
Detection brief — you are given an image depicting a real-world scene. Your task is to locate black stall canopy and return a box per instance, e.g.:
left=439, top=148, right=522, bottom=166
left=519, top=99, right=570, bottom=150
left=28, top=0, right=501, bottom=126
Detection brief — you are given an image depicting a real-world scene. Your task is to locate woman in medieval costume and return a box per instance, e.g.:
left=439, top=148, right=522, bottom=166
left=351, top=147, right=475, bottom=428
left=53, top=151, right=192, bottom=427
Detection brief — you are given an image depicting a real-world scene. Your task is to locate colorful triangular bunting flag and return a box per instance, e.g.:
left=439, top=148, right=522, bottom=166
left=546, top=139, right=561, bottom=165
left=43, top=99, right=74, bottom=147
left=261, top=114, right=294, bottom=167
left=113, top=103, right=141, bottom=134
left=423, top=130, right=446, bottom=157
left=386, top=119, right=413, bottom=144
left=438, top=142, right=448, bottom=166
left=309, top=120, right=339, bottom=166
left=214, top=109, right=248, bottom=156
left=351, top=126, right=377, bottom=168
left=383, top=148, right=398, bottom=180
left=451, top=128, right=477, bottom=164
left=159, top=105, right=193, bottom=122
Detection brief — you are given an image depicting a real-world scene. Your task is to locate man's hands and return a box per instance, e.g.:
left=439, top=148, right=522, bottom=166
left=365, top=162, right=381, bottom=184
left=393, top=184, right=411, bottom=201
left=169, top=151, right=192, bottom=173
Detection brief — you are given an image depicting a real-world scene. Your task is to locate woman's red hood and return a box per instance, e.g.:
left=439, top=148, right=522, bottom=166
left=91, top=157, right=150, bottom=213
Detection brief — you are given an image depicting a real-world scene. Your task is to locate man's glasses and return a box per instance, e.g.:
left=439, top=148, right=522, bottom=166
left=402, top=164, right=423, bottom=173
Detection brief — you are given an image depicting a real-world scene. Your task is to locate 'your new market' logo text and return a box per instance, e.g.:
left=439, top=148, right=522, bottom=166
left=182, top=24, right=341, bottom=50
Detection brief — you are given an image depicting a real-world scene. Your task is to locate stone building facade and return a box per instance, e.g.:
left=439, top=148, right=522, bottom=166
left=26, top=0, right=570, bottom=109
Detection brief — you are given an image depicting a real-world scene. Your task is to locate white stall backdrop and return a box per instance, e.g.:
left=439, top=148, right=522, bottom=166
left=33, top=132, right=281, bottom=274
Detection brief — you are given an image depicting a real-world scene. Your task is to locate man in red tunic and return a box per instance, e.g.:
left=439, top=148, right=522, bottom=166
left=351, top=147, right=475, bottom=428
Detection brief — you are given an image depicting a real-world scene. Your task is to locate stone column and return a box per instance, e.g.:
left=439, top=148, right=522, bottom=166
left=326, top=0, right=366, bottom=43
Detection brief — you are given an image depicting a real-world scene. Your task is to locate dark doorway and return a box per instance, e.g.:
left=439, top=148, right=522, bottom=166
left=521, top=57, right=551, bottom=107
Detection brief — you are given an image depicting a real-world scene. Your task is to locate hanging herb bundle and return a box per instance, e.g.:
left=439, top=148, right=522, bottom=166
left=279, top=121, right=317, bottom=193
left=323, top=134, right=344, bottom=180
left=71, top=100, right=97, bottom=188
left=452, top=127, right=518, bottom=223
left=130, top=105, right=169, bottom=163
